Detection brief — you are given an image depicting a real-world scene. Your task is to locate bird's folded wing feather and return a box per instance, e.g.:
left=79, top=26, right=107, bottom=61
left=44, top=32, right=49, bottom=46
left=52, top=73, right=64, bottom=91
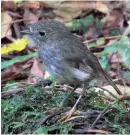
left=54, top=34, right=99, bottom=76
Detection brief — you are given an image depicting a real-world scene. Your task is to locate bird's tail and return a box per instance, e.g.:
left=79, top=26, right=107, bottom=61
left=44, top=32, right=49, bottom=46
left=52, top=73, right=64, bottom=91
left=104, top=72, right=122, bottom=95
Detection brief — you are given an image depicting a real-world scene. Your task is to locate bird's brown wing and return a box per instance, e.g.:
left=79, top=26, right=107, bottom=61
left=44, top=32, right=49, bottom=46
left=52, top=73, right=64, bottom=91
left=55, top=33, right=100, bottom=77
left=57, top=36, right=121, bottom=95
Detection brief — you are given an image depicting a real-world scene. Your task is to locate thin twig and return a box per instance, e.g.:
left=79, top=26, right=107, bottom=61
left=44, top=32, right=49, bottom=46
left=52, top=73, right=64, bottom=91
left=2, top=18, right=37, bottom=26
left=3, top=82, right=35, bottom=88
left=89, top=97, right=128, bottom=129
left=83, top=35, right=122, bottom=44
left=73, top=128, right=110, bottom=134
left=13, top=22, right=21, bottom=38
left=33, top=106, right=63, bottom=133
left=1, top=88, right=25, bottom=98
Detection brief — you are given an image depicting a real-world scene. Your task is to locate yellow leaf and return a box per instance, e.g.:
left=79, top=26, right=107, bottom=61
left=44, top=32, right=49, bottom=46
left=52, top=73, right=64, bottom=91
left=1, top=38, right=29, bottom=54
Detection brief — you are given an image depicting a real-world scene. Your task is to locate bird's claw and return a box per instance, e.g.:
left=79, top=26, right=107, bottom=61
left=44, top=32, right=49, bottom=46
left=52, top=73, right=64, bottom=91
left=62, top=107, right=75, bottom=123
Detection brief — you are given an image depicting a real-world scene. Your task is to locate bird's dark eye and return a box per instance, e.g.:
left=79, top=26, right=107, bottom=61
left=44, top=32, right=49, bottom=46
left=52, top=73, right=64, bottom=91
left=39, top=31, right=46, bottom=36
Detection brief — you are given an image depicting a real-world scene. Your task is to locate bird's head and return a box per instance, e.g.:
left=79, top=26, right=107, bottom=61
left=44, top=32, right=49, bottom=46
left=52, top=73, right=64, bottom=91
left=21, top=20, right=69, bottom=43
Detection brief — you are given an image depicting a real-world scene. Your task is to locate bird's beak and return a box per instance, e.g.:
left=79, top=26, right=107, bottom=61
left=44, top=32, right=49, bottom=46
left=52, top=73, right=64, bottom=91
left=20, top=28, right=32, bottom=34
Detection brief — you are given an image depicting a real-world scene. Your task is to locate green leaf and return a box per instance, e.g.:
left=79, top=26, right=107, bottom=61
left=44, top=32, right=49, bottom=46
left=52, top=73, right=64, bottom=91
left=124, top=100, right=130, bottom=105
left=81, top=15, right=94, bottom=28
left=118, top=37, right=130, bottom=68
left=88, top=42, right=97, bottom=48
left=101, top=43, right=118, bottom=55
left=95, top=18, right=104, bottom=30
left=65, top=15, right=94, bottom=31
left=109, top=28, right=121, bottom=36
left=96, top=38, right=105, bottom=45
left=24, top=86, right=33, bottom=94
left=99, top=59, right=110, bottom=70
left=95, top=105, right=104, bottom=109
left=47, top=75, right=55, bottom=82
left=100, top=36, right=130, bottom=70
left=34, top=127, right=49, bottom=134
left=1, top=52, right=38, bottom=70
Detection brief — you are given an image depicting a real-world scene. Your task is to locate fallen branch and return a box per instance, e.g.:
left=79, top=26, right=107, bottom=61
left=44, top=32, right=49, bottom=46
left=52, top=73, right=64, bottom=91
left=73, top=128, right=110, bottom=134
left=33, top=106, right=63, bottom=133
left=1, top=89, right=25, bottom=98
left=83, top=35, right=122, bottom=44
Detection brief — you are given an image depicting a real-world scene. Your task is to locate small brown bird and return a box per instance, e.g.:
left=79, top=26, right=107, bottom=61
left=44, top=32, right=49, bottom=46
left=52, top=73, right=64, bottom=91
left=22, top=20, right=121, bottom=119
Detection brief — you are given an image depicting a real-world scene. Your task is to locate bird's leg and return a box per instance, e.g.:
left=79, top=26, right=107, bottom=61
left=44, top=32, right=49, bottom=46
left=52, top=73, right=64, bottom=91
left=62, top=84, right=85, bottom=122
left=60, top=85, right=78, bottom=107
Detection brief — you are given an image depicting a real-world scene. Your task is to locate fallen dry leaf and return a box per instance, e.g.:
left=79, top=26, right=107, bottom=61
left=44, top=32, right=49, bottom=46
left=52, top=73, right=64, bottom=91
left=1, top=12, right=12, bottom=38
left=120, top=70, right=130, bottom=85
left=107, top=52, right=122, bottom=69
left=1, top=59, right=32, bottom=84
left=105, top=1, right=126, bottom=12
left=60, top=1, right=108, bottom=14
left=1, top=1, right=17, bottom=11
left=102, top=11, right=124, bottom=29
left=96, top=85, right=130, bottom=99
left=41, top=1, right=61, bottom=9
left=54, top=8, right=81, bottom=22
left=42, top=1, right=108, bottom=14
left=107, top=71, right=117, bottom=78
left=23, top=8, right=39, bottom=26
left=6, top=11, right=22, bottom=18
left=24, top=1, right=40, bottom=9
left=53, top=1, right=82, bottom=22
left=42, top=1, right=108, bottom=22
left=27, top=58, right=44, bottom=83
left=102, top=1, right=126, bottom=29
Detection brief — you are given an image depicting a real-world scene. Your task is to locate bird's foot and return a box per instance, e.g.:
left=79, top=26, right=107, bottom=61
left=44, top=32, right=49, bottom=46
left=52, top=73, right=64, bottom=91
left=61, top=107, right=76, bottom=123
